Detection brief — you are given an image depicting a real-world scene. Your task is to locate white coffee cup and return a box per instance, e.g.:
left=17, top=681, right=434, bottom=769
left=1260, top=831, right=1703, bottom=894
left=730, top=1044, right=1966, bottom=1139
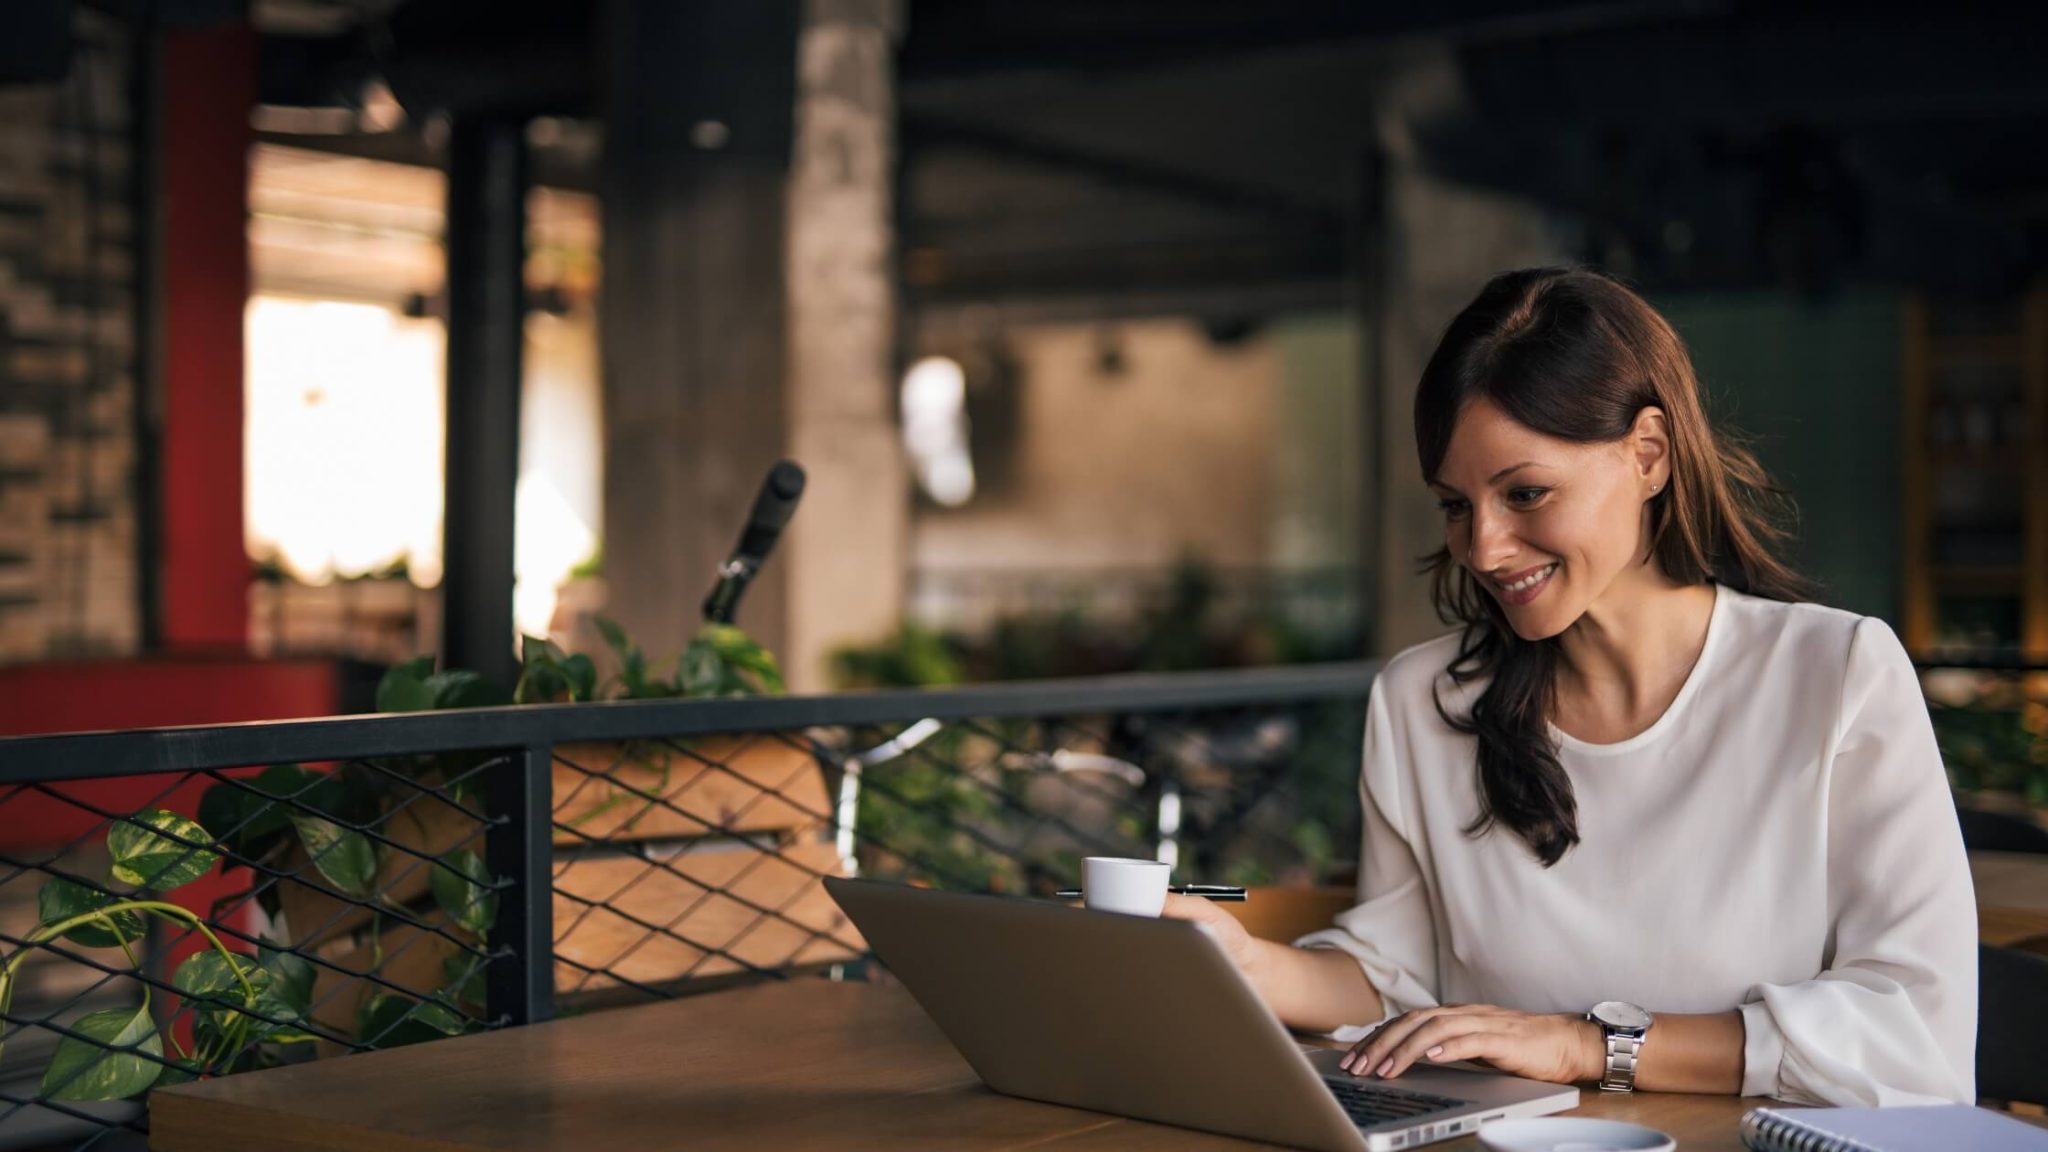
left=1082, top=856, right=1170, bottom=917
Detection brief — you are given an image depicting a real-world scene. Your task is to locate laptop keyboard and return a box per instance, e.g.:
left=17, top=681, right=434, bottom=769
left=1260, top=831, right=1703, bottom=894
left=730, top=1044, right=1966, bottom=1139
left=1322, top=1077, right=1466, bottom=1127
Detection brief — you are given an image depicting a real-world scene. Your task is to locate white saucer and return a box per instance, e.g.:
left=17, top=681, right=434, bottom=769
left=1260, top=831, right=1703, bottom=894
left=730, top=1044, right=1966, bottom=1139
left=1477, top=1117, right=1677, bottom=1152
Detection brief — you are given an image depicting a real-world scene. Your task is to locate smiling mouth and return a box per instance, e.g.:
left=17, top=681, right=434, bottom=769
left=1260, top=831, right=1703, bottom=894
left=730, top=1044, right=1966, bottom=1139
left=1490, top=563, right=1558, bottom=604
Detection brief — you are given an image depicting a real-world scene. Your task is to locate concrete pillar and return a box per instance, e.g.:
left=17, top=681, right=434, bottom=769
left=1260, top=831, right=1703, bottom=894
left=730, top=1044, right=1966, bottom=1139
left=783, top=0, right=906, bottom=691
left=1365, top=48, right=1569, bottom=654
left=599, top=1, right=801, bottom=667
left=600, top=0, right=903, bottom=690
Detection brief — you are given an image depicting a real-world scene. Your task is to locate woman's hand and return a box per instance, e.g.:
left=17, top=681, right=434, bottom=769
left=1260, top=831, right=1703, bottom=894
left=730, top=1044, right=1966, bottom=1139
left=1157, top=893, right=1262, bottom=975
left=1338, top=1004, right=1601, bottom=1085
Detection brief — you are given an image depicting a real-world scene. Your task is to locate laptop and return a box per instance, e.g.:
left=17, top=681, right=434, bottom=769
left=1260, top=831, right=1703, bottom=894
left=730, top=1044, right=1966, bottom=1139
left=825, top=877, right=1577, bottom=1152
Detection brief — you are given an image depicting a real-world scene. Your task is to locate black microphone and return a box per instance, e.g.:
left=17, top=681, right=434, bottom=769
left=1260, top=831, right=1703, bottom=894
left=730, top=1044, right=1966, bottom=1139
left=702, top=460, right=807, bottom=624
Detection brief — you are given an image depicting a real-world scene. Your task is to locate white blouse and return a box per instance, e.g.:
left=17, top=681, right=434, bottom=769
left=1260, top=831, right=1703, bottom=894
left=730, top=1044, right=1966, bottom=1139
left=1295, top=585, right=1977, bottom=1106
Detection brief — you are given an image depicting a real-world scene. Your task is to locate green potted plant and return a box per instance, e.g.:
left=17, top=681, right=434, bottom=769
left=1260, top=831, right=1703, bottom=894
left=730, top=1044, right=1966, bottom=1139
left=0, top=806, right=480, bottom=1101
left=1, top=615, right=788, bottom=1100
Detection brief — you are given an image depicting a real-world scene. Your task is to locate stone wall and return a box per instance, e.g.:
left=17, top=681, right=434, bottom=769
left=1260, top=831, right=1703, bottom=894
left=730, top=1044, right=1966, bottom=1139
left=0, top=12, right=138, bottom=663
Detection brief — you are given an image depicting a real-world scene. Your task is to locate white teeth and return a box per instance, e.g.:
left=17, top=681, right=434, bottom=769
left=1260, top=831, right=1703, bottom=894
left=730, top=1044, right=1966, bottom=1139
left=1502, top=564, right=1556, bottom=593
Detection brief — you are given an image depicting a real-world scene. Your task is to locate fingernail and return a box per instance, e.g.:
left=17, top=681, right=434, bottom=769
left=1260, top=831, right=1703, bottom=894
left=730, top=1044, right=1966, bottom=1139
left=1426, top=1046, right=1443, bottom=1060
left=1375, top=1059, right=1393, bottom=1077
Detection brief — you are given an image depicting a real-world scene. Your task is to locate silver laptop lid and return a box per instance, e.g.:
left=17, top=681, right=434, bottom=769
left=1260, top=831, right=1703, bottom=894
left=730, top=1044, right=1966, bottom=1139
left=825, top=877, right=1574, bottom=1152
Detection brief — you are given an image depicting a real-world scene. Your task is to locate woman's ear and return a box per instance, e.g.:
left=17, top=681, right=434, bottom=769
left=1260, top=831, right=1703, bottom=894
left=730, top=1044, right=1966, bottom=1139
left=1630, top=406, right=1671, bottom=491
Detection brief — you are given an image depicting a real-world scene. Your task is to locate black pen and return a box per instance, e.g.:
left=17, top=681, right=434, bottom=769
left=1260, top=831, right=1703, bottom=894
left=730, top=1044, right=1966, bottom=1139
left=1053, top=885, right=1247, bottom=902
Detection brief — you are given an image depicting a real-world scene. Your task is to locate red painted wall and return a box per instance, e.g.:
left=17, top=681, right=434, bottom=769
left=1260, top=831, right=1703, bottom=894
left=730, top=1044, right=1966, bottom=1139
left=160, top=23, right=257, bottom=651
left=0, top=657, right=341, bottom=845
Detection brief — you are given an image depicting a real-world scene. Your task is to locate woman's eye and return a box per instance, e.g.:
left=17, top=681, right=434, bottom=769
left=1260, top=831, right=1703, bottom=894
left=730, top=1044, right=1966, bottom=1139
left=1506, top=487, right=1549, bottom=507
left=1437, top=498, right=1469, bottom=519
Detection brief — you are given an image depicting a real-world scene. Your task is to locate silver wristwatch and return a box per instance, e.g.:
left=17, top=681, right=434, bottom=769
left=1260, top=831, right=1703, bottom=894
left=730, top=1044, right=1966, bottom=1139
left=1586, top=1001, right=1652, bottom=1092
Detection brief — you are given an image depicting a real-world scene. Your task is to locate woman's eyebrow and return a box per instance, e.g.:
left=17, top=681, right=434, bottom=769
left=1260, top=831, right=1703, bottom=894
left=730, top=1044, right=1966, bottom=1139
left=1430, top=461, right=1543, bottom=495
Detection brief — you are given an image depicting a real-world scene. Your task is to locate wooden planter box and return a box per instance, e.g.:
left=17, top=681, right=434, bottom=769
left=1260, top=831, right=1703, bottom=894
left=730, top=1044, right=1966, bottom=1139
left=550, top=736, right=862, bottom=998
left=552, top=836, right=863, bottom=997
left=550, top=736, right=834, bottom=845
left=291, top=735, right=862, bottom=1047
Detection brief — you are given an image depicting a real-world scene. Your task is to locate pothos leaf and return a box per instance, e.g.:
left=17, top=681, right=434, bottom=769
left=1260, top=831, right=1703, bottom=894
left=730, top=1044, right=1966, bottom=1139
left=36, top=878, right=146, bottom=948
left=428, top=848, right=498, bottom=936
left=358, top=993, right=467, bottom=1049
left=287, top=814, right=378, bottom=899
left=376, top=657, right=438, bottom=713
left=42, top=1004, right=163, bottom=1101
left=108, top=809, right=219, bottom=891
left=259, top=940, right=316, bottom=1017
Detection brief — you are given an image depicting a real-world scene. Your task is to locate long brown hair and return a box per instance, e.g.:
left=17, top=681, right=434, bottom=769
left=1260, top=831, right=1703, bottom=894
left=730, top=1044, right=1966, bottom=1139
left=1415, top=267, right=1813, bottom=866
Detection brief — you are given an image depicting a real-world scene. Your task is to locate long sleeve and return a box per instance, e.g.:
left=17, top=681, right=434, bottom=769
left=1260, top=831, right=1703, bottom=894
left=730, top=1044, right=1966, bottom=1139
left=1737, top=616, right=1978, bottom=1105
left=1292, top=680, right=1442, bottom=1042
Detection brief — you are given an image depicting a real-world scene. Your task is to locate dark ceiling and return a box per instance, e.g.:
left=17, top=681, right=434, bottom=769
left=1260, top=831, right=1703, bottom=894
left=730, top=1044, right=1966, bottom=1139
left=886, top=0, right=2048, bottom=308
left=44, top=0, right=2046, bottom=313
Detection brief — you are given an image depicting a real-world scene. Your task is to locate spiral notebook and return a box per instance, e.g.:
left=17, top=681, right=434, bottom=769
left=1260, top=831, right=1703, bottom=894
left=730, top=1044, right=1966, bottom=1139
left=1739, top=1104, right=2048, bottom=1151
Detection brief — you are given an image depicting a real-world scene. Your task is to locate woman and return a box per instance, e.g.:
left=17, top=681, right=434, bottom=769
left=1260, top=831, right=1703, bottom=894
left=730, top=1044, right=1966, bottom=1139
left=1164, top=267, right=1975, bottom=1106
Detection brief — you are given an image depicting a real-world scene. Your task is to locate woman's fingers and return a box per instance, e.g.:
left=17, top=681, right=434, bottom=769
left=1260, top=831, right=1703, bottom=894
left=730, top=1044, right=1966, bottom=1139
left=1339, top=1018, right=1396, bottom=1074
left=1374, top=1015, right=1494, bottom=1079
left=1342, top=1011, right=1587, bottom=1084
left=1339, top=1005, right=1531, bottom=1078
left=1340, top=1006, right=1444, bottom=1074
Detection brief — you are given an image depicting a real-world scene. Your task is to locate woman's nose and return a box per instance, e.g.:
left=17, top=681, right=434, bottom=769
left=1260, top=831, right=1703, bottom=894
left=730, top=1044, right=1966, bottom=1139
left=1467, top=505, right=1516, bottom=571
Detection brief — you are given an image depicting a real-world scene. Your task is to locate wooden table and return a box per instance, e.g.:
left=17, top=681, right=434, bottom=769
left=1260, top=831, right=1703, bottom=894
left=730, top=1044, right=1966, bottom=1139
left=152, top=978, right=1765, bottom=1152
left=150, top=851, right=2048, bottom=1151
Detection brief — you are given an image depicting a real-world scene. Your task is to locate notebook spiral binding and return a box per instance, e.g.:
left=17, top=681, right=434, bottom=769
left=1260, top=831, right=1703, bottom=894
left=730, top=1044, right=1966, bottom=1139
left=1740, top=1108, right=1887, bottom=1152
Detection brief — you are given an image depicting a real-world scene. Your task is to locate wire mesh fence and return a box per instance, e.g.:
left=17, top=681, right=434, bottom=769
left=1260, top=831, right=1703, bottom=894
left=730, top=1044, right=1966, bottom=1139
left=0, top=756, right=510, bottom=1151
left=544, top=697, right=1366, bottom=1009
left=0, top=663, right=1376, bottom=1150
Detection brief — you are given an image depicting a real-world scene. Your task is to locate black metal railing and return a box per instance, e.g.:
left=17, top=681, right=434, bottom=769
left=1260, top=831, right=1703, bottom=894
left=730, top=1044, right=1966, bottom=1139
left=0, top=662, right=1377, bottom=1150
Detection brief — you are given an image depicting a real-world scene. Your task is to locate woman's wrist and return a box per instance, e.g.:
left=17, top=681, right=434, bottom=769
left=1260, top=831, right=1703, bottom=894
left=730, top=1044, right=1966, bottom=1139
left=1236, top=932, right=1280, bottom=987
left=1575, top=1015, right=1606, bottom=1083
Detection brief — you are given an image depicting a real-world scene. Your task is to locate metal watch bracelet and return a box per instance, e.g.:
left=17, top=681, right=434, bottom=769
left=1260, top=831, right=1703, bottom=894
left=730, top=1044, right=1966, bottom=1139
left=1598, top=1028, right=1644, bottom=1092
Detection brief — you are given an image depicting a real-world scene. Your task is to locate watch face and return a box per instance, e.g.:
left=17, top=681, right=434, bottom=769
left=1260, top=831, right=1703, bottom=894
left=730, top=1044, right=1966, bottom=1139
left=1592, top=1001, right=1652, bottom=1031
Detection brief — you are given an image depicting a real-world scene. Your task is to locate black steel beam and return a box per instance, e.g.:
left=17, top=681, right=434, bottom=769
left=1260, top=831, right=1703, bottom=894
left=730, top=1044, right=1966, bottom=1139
left=0, top=662, right=1382, bottom=780
left=441, top=115, right=526, bottom=689
left=904, top=113, right=1344, bottom=230
left=131, top=8, right=165, bottom=652
left=486, top=743, right=556, bottom=1026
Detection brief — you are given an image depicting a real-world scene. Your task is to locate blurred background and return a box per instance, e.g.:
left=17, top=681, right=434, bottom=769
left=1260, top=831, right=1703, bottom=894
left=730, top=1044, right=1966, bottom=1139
left=0, top=0, right=2043, bottom=775
left=2, top=4, right=2048, bottom=1143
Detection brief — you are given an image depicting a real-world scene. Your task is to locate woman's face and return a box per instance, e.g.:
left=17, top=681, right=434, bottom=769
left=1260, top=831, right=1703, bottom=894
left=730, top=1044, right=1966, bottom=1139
left=1428, top=398, right=1667, bottom=640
